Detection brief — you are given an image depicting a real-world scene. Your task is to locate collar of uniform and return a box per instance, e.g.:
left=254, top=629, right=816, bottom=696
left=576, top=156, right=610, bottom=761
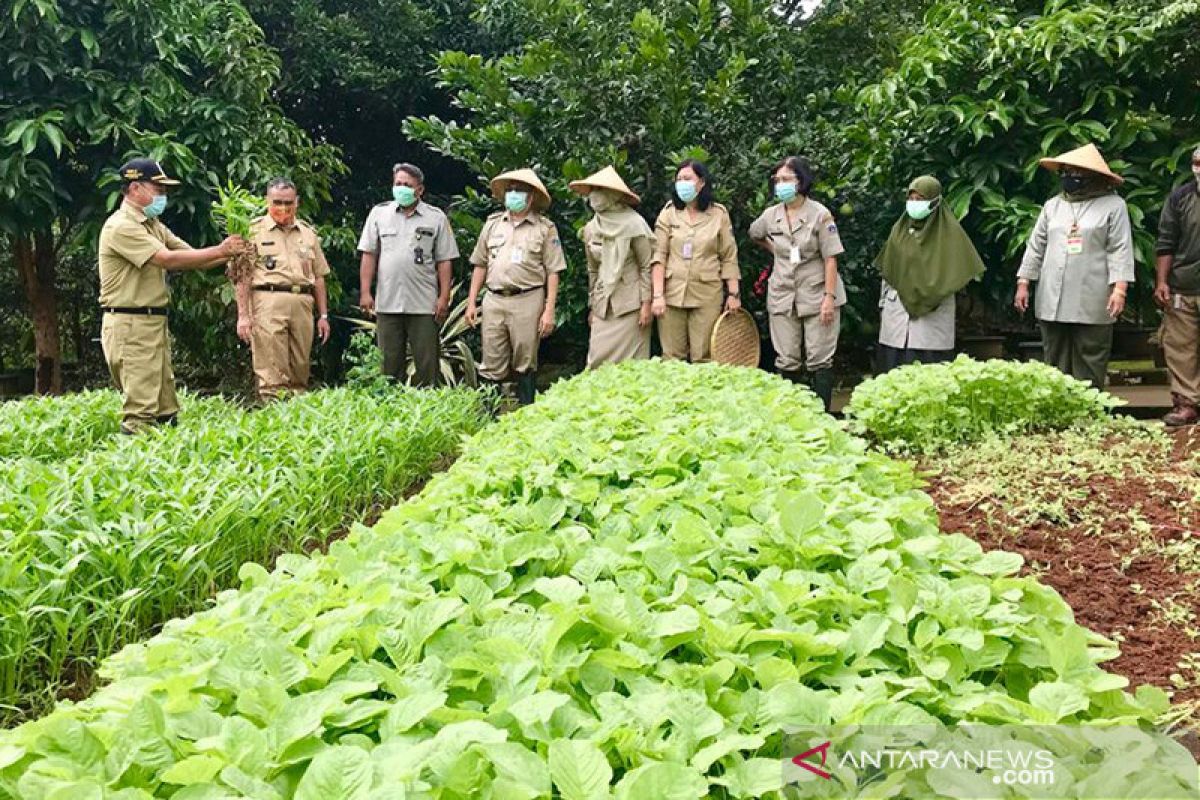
left=394, top=200, right=426, bottom=216
left=502, top=210, right=537, bottom=226
left=121, top=199, right=150, bottom=224
left=269, top=218, right=299, bottom=233
left=773, top=199, right=808, bottom=230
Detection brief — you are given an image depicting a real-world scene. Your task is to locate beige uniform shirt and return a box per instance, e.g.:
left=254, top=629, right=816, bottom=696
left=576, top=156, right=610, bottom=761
left=581, top=219, right=653, bottom=319
left=469, top=211, right=567, bottom=291
left=748, top=200, right=846, bottom=316
left=97, top=201, right=191, bottom=307
left=249, top=216, right=331, bottom=289
left=357, top=201, right=459, bottom=314
left=652, top=203, right=739, bottom=308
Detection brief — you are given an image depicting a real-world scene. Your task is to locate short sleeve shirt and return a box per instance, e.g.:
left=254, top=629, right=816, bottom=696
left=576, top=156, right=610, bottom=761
left=358, top=201, right=459, bottom=314
left=748, top=199, right=846, bottom=316
left=652, top=203, right=739, bottom=308
left=249, top=216, right=331, bottom=288
left=98, top=201, right=191, bottom=307
left=469, top=211, right=567, bottom=291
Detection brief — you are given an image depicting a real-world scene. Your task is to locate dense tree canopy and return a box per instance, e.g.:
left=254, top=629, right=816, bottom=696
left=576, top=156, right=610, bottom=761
left=2, top=0, right=1197, bottom=388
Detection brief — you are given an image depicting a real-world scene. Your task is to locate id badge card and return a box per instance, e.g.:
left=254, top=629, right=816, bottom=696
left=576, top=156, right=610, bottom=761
left=682, top=240, right=694, bottom=260
left=511, top=247, right=524, bottom=264
left=789, top=246, right=801, bottom=266
left=1066, top=235, right=1083, bottom=255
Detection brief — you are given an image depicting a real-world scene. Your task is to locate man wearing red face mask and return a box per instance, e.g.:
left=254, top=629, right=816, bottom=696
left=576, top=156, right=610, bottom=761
left=237, top=177, right=332, bottom=400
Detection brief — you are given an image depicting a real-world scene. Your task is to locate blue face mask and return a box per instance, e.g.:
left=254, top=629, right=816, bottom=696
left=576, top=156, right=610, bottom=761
left=774, top=182, right=798, bottom=203
left=906, top=199, right=934, bottom=220
left=393, top=185, right=417, bottom=207
left=675, top=180, right=698, bottom=203
left=505, top=190, right=529, bottom=213
left=143, top=194, right=168, bottom=219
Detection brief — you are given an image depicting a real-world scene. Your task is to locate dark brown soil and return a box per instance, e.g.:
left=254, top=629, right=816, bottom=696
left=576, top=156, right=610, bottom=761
left=927, top=426, right=1200, bottom=712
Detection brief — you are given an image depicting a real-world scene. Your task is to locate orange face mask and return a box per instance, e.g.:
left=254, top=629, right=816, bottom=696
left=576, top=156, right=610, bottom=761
left=269, top=204, right=296, bottom=227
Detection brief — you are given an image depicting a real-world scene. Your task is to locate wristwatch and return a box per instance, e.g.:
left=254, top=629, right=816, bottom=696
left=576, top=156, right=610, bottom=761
left=319, top=313, right=329, bottom=320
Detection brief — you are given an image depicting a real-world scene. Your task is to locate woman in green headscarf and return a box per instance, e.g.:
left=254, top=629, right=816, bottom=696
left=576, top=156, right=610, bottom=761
left=569, top=166, right=655, bottom=367
left=875, top=175, right=984, bottom=373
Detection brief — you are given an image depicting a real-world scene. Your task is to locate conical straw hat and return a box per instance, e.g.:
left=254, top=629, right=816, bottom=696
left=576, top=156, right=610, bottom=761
left=1038, top=143, right=1123, bottom=185
left=490, top=168, right=552, bottom=211
left=568, top=165, right=641, bottom=206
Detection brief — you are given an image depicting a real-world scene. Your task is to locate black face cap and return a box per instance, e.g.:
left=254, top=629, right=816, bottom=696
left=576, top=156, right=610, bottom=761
left=118, top=158, right=180, bottom=186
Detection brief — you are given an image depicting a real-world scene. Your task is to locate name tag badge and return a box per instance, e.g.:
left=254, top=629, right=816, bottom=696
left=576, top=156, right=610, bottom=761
left=682, top=240, right=694, bottom=260
left=789, top=246, right=801, bottom=266
left=511, top=247, right=524, bottom=264
left=1066, top=235, right=1083, bottom=255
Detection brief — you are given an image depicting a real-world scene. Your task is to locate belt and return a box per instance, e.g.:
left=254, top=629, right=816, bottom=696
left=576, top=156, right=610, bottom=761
left=253, top=284, right=313, bottom=295
left=102, top=306, right=167, bottom=316
left=489, top=285, right=544, bottom=297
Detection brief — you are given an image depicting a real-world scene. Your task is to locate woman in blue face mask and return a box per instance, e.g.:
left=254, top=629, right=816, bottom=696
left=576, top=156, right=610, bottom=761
left=874, top=175, right=984, bottom=374
left=650, top=159, right=741, bottom=362
left=748, top=156, right=845, bottom=412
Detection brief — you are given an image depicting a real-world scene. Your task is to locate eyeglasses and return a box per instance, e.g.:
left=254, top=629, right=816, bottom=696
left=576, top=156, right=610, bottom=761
left=270, top=199, right=296, bottom=207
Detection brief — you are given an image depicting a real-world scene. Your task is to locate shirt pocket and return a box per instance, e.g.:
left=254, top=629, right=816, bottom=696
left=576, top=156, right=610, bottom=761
left=378, top=228, right=402, bottom=254
left=256, top=241, right=284, bottom=272
left=486, top=231, right=507, bottom=262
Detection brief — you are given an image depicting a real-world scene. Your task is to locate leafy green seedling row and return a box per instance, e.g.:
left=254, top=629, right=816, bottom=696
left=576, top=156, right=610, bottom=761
left=843, top=356, right=1121, bottom=455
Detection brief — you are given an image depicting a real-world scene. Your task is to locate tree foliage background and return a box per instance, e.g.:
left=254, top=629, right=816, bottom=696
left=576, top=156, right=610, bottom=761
left=1, top=0, right=1197, bottom=392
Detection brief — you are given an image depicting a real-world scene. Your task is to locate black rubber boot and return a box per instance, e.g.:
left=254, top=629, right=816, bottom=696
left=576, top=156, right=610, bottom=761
left=810, top=368, right=834, bottom=414
left=778, top=369, right=804, bottom=385
left=515, top=372, right=537, bottom=406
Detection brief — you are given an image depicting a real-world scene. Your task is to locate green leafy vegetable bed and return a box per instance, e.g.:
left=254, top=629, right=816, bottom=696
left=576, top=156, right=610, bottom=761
left=0, top=362, right=1183, bottom=798
left=0, top=388, right=487, bottom=721
left=843, top=356, right=1121, bottom=455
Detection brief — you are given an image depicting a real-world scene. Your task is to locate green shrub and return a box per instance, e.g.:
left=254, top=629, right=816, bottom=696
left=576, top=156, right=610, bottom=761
left=843, top=356, right=1122, bottom=455
left=0, top=361, right=1187, bottom=799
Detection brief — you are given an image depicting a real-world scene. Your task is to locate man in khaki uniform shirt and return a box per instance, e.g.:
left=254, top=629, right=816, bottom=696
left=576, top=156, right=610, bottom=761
left=466, top=168, right=566, bottom=405
left=98, top=159, right=240, bottom=434
left=236, top=178, right=331, bottom=400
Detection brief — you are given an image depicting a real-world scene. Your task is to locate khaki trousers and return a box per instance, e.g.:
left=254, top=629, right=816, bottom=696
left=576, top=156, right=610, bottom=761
left=1162, top=293, right=1200, bottom=403
left=101, top=313, right=179, bottom=433
left=250, top=291, right=314, bottom=398
left=769, top=308, right=840, bottom=372
left=479, top=289, right=544, bottom=381
left=659, top=302, right=722, bottom=362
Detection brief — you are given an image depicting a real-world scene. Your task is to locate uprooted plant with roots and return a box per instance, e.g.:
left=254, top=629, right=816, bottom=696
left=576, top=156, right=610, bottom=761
left=211, top=182, right=265, bottom=283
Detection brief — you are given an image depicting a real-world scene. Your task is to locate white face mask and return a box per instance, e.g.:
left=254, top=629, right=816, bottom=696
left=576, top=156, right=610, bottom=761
left=588, top=189, right=620, bottom=213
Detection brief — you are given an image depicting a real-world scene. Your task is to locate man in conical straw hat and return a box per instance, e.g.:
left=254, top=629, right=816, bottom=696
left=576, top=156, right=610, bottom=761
left=1154, top=143, right=1200, bottom=427
left=568, top=166, right=655, bottom=368
left=466, top=168, right=565, bottom=405
left=1015, top=142, right=1135, bottom=390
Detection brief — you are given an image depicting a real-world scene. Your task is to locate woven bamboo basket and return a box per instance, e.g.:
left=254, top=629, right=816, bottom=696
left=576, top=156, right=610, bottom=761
left=709, top=308, right=760, bottom=367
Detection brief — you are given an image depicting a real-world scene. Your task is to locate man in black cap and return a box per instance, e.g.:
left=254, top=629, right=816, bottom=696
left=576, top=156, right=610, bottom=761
left=98, top=158, right=242, bottom=433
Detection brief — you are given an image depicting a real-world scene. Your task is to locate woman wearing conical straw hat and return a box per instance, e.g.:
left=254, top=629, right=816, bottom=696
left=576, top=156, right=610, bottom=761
left=465, top=168, right=566, bottom=405
left=569, top=166, right=655, bottom=367
left=1015, top=143, right=1135, bottom=390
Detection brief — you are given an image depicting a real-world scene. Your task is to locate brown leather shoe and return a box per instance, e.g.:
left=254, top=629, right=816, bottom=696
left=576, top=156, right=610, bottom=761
left=1163, top=393, right=1200, bottom=427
